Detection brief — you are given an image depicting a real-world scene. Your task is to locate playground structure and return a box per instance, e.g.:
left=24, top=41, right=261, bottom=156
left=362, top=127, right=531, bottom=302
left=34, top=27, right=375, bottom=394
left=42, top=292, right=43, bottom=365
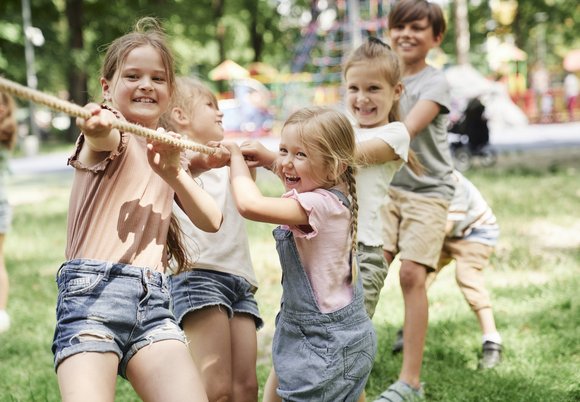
left=286, top=0, right=390, bottom=109
left=215, top=0, right=393, bottom=137
left=214, top=1, right=579, bottom=138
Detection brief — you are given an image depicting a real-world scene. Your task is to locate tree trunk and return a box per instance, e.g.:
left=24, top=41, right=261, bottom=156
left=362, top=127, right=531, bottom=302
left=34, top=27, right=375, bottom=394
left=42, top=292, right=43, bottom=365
left=65, top=0, right=87, bottom=142
left=454, top=0, right=470, bottom=65
left=213, top=0, right=226, bottom=92
left=248, top=1, right=263, bottom=61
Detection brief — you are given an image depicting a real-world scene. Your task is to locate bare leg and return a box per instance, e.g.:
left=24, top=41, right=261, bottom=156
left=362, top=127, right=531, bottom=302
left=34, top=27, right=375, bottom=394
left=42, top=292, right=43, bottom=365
left=398, top=260, right=428, bottom=389
left=57, top=352, right=118, bottom=402
left=182, top=307, right=232, bottom=402
left=476, top=307, right=498, bottom=336
left=127, top=339, right=208, bottom=402
left=0, top=234, right=8, bottom=310
left=231, top=314, right=259, bottom=402
left=262, top=367, right=281, bottom=402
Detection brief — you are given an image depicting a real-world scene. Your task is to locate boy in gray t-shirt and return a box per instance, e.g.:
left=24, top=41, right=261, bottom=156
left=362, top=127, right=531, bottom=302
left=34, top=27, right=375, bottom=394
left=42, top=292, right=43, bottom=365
left=375, top=1, right=455, bottom=401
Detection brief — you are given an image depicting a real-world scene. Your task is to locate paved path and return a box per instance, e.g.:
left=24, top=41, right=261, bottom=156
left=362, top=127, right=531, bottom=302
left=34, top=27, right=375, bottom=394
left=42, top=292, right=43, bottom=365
left=490, top=121, right=580, bottom=151
left=8, top=121, right=580, bottom=176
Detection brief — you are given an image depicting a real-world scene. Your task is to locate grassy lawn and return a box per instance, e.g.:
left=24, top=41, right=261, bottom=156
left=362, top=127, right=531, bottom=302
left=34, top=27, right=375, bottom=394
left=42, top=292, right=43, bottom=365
left=0, top=149, right=578, bottom=401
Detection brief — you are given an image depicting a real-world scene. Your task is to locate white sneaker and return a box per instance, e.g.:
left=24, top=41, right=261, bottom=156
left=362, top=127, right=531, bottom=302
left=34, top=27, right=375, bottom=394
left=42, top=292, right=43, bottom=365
left=0, top=310, right=10, bottom=333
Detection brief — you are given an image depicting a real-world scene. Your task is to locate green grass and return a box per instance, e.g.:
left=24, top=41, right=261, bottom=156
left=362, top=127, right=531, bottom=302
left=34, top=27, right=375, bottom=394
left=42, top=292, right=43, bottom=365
left=0, top=153, right=578, bottom=401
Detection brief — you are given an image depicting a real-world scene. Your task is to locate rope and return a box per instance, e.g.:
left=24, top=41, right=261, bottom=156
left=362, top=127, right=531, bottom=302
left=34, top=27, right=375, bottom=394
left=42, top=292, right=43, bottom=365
left=0, top=76, right=215, bottom=154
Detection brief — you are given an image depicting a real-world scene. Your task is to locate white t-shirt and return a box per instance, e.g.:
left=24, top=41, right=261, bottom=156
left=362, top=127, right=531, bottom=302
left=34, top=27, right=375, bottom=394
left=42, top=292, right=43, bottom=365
left=355, top=122, right=410, bottom=247
left=447, top=171, right=499, bottom=246
left=282, top=188, right=354, bottom=313
left=171, top=167, right=257, bottom=288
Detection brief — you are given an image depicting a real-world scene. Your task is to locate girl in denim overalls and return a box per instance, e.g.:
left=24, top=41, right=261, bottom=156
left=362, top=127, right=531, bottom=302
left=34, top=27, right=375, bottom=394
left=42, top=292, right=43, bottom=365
left=223, top=107, right=377, bottom=401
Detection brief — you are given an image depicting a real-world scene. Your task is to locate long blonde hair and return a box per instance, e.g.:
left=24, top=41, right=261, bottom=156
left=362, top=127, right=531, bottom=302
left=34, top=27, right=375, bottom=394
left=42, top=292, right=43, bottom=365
left=159, top=76, right=219, bottom=274
left=0, top=92, right=18, bottom=150
left=280, top=107, right=360, bottom=282
left=159, top=76, right=218, bottom=133
left=343, top=37, right=424, bottom=175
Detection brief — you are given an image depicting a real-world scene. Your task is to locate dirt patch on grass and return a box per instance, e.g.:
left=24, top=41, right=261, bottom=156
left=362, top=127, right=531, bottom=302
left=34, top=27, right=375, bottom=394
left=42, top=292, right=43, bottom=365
left=527, top=219, right=580, bottom=250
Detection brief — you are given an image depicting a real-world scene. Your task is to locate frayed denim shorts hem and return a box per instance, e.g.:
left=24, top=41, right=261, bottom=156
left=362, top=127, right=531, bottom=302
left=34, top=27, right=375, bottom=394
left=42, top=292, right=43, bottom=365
left=170, top=269, right=263, bottom=330
left=52, top=259, right=186, bottom=378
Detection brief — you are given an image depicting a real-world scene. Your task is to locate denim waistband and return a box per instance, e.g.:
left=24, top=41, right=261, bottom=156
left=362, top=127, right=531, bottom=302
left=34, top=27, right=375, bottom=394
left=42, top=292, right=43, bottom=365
left=280, top=293, right=367, bottom=325
left=59, top=258, right=167, bottom=288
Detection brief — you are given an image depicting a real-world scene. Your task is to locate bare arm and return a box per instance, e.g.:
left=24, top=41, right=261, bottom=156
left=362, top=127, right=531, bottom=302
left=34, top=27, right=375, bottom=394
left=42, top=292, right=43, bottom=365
left=404, top=99, right=441, bottom=139
left=355, top=137, right=399, bottom=166
left=147, top=136, right=222, bottom=233
left=223, top=141, right=308, bottom=226
left=187, top=141, right=231, bottom=177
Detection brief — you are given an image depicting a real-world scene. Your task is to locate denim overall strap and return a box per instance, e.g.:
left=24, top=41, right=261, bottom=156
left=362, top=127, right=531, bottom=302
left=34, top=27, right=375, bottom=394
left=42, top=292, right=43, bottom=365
left=274, top=188, right=355, bottom=315
left=273, top=227, right=320, bottom=314
left=327, top=188, right=349, bottom=209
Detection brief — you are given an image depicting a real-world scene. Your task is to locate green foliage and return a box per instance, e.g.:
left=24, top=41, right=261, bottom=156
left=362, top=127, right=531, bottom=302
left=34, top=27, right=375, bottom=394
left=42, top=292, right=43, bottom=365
left=0, top=0, right=304, bottom=99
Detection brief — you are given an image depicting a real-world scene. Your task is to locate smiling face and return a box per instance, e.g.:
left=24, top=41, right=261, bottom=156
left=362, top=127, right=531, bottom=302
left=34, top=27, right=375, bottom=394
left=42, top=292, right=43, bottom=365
left=388, top=17, right=442, bottom=75
left=276, top=123, right=328, bottom=193
left=101, top=45, right=170, bottom=129
left=345, top=62, right=402, bottom=128
left=187, top=95, right=224, bottom=143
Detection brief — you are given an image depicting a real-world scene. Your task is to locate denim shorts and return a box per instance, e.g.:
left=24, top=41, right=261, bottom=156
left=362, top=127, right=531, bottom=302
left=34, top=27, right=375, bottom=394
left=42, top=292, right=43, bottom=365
left=169, top=269, right=263, bottom=330
left=52, top=259, right=186, bottom=378
left=0, top=199, right=12, bottom=234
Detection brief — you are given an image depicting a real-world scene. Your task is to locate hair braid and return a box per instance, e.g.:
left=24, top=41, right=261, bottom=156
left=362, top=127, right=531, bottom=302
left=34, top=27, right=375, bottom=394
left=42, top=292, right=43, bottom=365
left=344, top=165, right=359, bottom=282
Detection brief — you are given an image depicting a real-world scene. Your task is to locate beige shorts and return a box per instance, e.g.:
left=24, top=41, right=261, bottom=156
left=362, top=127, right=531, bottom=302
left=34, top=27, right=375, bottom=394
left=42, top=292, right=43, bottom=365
left=434, top=238, right=494, bottom=311
left=381, top=187, right=449, bottom=271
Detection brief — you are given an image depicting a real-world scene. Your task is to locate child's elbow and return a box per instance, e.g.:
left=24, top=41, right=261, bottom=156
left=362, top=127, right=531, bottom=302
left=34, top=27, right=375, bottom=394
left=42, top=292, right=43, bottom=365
left=236, top=200, right=260, bottom=221
left=196, top=212, right=223, bottom=233
left=207, top=213, right=223, bottom=233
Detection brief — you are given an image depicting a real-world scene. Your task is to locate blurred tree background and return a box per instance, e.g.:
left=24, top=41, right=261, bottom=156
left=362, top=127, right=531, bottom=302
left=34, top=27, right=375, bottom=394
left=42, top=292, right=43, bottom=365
left=0, top=0, right=578, bottom=141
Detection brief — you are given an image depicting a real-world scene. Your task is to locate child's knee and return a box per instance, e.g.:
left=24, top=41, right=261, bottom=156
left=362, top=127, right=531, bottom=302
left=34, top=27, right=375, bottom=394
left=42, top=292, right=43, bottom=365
left=399, top=263, right=427, bottom=291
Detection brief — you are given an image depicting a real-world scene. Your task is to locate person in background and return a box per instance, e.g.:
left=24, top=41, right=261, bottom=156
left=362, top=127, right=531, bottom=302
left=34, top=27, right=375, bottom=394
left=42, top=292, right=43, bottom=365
left=0, top=92, right=18, bottom=334
left=392, top=170, right=503, bottom=370
left=377, top=1, right=456, bottom=400
left=342, top=36, right=422, bottom=320
left=563, top=72, right=579, bottom=122
left=159, top=76, right=263, bottom=402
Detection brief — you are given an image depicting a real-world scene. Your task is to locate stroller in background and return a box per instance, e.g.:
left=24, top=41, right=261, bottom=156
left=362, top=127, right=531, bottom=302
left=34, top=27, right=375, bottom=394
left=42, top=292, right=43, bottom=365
left=448, top=97, right=497, bottom=172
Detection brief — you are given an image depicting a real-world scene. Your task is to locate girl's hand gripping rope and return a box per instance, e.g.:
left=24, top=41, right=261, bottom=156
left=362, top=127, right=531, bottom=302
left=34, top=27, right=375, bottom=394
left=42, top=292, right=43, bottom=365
left=186, top=141, right=231, bottom=177
left=76, top=103, right=121, bottom=154
left=76, top=103, right=115, bottom=140
left=239, top=140, right=276, bottom=171
left=147, top=128, right=183, bottom=181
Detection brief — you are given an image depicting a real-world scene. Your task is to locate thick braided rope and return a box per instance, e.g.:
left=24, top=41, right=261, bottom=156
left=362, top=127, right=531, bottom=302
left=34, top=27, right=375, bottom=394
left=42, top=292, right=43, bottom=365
left=0, top=76, right=215, bottom=154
